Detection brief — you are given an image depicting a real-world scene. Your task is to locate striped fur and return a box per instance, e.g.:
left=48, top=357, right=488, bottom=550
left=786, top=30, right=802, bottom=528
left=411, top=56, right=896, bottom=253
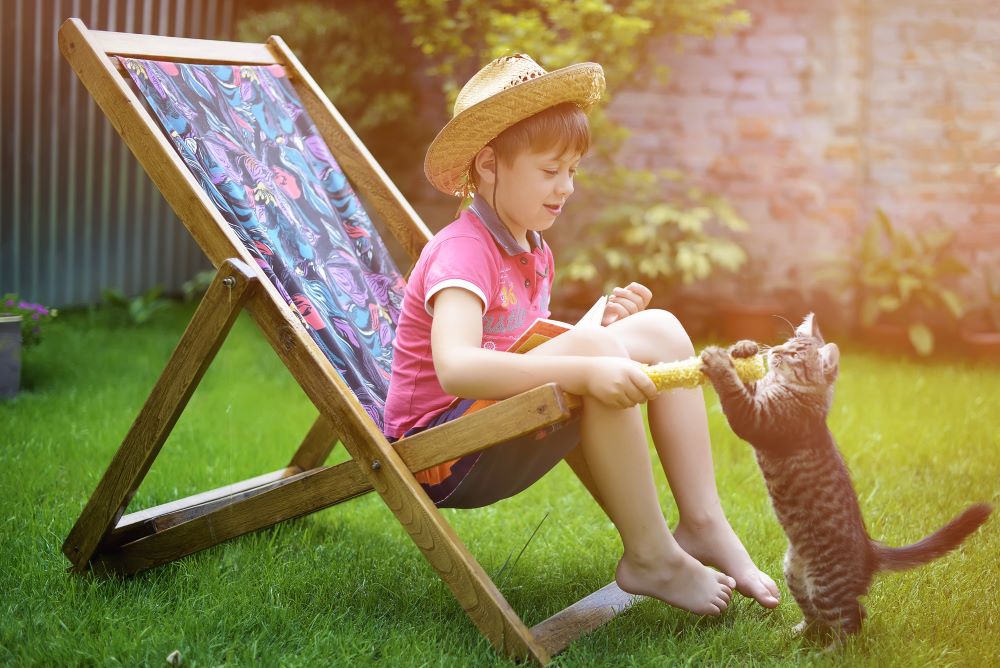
left=700, top=314, right=991, bottom=641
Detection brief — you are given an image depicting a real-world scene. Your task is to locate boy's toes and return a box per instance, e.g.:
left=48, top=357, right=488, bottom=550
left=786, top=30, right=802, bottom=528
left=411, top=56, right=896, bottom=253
left=738, top=572, right=780, bottom=608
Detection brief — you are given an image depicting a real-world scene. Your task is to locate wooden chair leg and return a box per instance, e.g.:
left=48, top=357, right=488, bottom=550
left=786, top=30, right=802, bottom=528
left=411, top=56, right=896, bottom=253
left=288, top=414, right=338, bottom=470
left=333, top=424, right=552, bottom=664
left=530, top=582, right=642, bottom=656
left=62, top=259, right=259, bottom=571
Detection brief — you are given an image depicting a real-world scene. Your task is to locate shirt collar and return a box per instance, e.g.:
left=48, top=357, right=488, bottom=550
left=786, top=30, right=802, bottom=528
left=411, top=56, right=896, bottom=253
left=468, top=194, right=542, bottom=255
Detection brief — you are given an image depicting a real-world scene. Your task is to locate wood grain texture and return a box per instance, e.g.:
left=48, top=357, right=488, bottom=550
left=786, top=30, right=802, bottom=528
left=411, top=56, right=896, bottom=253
left=61, top=259, right=259, bottom=571
left=266, top=36, right=433, bottom=262
left=288, top=415, right=339, bottom=471
left=89, top=27, right=277, bottom=64
left=104, top=467, right=302, bottom=548
left=530, top=583, right=643, bottom=657
left=393, top=384, right=575, bottom=472
left=91, top=461, right=371, bottom=574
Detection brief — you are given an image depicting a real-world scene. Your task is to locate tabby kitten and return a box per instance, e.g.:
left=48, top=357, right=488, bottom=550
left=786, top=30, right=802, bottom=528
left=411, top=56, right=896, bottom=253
left=700, top=313, right=991, bottom=643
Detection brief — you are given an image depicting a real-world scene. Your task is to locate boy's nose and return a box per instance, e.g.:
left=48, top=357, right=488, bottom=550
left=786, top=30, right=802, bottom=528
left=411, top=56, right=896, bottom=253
left=556, top=176, right=574, bottom=197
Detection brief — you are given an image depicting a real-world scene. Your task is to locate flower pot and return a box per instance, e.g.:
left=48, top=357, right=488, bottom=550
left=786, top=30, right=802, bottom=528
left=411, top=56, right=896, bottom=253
left=0, top=315, right=23, bottom=399
left=961, top=330, right=1000, bottom=361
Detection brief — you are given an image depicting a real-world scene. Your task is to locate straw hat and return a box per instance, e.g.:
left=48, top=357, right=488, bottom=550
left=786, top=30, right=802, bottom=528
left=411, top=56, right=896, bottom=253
left=424, top=54, right=605, bottom=197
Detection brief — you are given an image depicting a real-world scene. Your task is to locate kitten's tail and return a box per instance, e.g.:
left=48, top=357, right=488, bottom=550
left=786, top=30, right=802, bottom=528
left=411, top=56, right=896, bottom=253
left=874, top=503, right=992, bottom=572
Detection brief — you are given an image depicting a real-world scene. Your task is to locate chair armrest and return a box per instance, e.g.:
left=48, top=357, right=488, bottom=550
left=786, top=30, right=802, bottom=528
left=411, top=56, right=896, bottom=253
left=393, top=383, right=579, bottom=473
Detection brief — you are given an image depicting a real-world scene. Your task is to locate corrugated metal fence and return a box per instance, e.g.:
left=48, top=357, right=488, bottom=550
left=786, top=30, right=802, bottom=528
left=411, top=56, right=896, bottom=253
left=1, top=0, right=236, bottom=308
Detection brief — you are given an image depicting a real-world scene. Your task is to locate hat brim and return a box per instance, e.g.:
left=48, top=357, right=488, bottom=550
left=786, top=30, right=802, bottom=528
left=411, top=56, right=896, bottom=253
left=424, top=62, right=605, bottom=197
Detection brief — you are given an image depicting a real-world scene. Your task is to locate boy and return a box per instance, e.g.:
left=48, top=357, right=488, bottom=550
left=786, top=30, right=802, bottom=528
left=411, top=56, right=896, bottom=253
left=385, top=54, right=779, bottom=615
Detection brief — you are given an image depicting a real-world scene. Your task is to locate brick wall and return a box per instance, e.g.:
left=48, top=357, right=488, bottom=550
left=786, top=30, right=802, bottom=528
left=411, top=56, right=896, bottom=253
left=609, top=0, right=1000, bottom=316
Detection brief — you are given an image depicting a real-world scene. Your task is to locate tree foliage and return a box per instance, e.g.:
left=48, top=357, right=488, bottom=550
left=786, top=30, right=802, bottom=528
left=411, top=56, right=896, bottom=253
left=398, top=0, right=751, bottom=299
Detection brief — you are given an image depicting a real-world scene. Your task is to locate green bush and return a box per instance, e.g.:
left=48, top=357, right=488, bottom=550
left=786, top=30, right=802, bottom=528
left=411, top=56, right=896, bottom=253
left=824, top=209, right=968, bottom=355
left=100, top=285, right=171, bottom=326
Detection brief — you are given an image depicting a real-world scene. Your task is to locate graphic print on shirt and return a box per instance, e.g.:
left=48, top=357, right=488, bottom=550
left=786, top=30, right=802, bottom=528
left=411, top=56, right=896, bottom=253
left=483, top=265, right=527, bottom=336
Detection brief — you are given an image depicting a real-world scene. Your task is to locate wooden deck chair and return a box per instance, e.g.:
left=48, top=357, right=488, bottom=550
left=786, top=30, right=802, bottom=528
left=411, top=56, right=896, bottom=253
left=57, top=18, right=639, bottom=664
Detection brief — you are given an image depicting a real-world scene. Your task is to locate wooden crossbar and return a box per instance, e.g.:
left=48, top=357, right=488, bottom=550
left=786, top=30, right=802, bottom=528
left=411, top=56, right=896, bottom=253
left=105, top=467, right=302, bottom=548
left=90, top=28, right=278, bottom=64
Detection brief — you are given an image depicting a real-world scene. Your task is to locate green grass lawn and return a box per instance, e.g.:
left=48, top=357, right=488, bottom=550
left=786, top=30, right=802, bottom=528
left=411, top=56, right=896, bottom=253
left=1, top=302, right=997, bottom=667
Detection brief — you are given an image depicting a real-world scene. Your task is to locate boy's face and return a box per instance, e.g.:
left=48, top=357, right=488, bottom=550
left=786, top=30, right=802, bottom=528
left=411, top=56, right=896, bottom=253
left=477, top=146, right=581, bottom=244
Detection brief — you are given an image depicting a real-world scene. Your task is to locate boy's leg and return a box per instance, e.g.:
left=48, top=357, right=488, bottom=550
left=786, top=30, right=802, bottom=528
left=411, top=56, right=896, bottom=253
left=603, top=309, right=781, bottom=608
left=527, top=327, right=735, bottom=615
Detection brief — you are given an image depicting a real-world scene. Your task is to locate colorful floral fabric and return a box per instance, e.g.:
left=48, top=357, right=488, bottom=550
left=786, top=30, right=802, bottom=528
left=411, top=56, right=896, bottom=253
left=120, top=58, right=405, bottom=429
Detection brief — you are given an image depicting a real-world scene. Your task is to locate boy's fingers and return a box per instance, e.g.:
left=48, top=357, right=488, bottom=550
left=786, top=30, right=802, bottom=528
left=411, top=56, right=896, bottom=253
left=610, top=288, right=642, bottom=315
left=624, top=386, right=645, bottom=406
left=602, top=301, right=628, bottom=325
left=634, top=371, right=658, bottom=400
left=626, top=282, right=653, bottom=307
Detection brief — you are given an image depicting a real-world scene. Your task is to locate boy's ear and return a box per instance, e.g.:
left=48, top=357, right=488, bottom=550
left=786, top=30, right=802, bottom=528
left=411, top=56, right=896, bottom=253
left=473, top=146, right=497, bottom=186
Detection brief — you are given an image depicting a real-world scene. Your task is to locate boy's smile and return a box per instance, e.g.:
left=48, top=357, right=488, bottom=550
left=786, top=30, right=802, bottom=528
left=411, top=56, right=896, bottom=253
left=478, top=146, right=581, bottom=249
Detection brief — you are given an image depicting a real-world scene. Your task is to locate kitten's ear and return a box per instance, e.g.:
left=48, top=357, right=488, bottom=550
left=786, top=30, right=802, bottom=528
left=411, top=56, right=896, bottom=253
left=795, top=312, right=819, bottom=340
left=821, top=343, right=840, bottom=380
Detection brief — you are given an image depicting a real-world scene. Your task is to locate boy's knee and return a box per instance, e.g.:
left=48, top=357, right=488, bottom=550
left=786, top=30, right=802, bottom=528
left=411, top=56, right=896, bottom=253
left=563, top=325, right=629, bottom=358
left=634, top=309, right=695, bottom=357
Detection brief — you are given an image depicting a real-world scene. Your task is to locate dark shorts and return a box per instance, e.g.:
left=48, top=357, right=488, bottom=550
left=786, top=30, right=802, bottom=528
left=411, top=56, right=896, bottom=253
left=393, top=399, right=581, bottom=509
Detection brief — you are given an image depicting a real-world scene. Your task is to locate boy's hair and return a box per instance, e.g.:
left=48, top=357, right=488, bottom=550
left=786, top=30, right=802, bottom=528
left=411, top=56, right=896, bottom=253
left=471, top=102, right=590, bottom=189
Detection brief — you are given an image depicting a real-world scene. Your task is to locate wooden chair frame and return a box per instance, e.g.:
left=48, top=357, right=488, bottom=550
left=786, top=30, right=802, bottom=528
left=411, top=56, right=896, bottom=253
left=57, top=18, right=638, bottom=664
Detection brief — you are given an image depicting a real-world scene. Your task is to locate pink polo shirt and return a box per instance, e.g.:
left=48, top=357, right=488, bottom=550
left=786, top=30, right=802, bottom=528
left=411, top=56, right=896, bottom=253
left=384, top=197, right=555, bottom=441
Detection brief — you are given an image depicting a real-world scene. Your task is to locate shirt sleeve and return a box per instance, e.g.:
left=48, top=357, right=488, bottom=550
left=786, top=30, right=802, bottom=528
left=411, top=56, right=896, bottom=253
left=422, top=235, right=498, bottom=315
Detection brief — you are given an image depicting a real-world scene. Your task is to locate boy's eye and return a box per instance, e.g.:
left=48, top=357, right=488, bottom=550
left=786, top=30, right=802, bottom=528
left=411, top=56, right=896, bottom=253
left=543, top=169, right=557, bottom=175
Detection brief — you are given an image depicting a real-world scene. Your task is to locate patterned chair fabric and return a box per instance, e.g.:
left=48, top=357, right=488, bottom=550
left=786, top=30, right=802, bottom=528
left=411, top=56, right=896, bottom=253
left=120, top=58, right=406, bottom=430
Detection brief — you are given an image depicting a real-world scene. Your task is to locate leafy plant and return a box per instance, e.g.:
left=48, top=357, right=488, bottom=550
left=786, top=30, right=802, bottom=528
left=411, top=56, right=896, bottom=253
left=831, top=209, right=968, bottom=355
left=101, top=285, right=171, bottom=326
left=561, top=166, right=747, bottom=291
left=181, top=269, right=217, bottom=303
left=1, top=295, right=58, bottom=348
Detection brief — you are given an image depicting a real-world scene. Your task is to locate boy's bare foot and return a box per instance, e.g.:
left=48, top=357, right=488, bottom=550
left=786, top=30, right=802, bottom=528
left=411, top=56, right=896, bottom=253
left=673, top=516, right=780, bottom=609
left=615, top=550, right=735, bottom=616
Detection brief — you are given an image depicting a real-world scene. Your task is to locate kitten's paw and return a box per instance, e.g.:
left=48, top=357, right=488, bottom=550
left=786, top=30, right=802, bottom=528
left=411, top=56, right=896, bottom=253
left=729, top=340, right=759, bottom=359
left=792, top=620, right=810, bottom=636
left=700, top=346, right=731, bottom=374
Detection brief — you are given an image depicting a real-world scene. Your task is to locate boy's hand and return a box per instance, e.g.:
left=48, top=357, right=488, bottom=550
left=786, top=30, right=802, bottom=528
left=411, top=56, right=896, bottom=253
left=584, top=357, right=659, bottom=409
left=602, top=282, right=653, bottom=326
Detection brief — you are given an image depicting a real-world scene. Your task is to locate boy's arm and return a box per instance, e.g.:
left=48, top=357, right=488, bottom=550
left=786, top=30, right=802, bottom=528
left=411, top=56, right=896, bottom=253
left=431, top=288, right=656, bottom=407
